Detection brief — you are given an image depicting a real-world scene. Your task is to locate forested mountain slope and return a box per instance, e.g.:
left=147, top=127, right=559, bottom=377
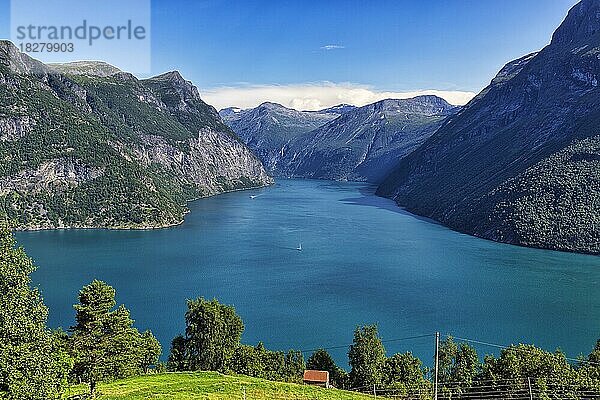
left=378, top=0, right=600, bottom=254
left=0, top=41, right=272, bottom=230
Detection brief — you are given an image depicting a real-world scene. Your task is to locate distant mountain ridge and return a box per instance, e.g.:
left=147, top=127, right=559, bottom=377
left=279, top=96, right=458, bottom=182
left=220, top=102, right=341, bottom=172
left=0, top=41, right=272, bottom=230
left=377, top=0, right=600, bottom=254
left=221, top=96, right=457, bottom=182
left=316, top=104, right=357, bottom=115
left=48, top=61, right=122, bottom=77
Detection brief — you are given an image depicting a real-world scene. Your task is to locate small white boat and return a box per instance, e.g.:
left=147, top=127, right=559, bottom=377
left=296, top=244, right=302, bottom=251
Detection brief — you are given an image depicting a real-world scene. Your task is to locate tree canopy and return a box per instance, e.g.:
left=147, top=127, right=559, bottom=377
left=307, top=348, right=348, bottom=388
left=0, top=225, right=71, bottom=399
left=348, top=324, right=386, bottom=388
left=70, top=280, right=161, bottom=396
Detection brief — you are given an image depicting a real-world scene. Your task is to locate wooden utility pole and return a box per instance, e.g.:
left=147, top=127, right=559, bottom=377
left=434, top=332, right=440, bottom=400
left=528, top=377, right=533, bottom=400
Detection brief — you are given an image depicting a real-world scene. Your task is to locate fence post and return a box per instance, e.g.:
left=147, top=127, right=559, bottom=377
left=373, top=384, right=377, bottom=398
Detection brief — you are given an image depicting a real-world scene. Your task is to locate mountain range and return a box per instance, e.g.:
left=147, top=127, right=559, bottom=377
left=0, top=41, right=271, bottom=230
left=221, top=96, right=457, bottom=182
left=377, top=0, right=600, bottom=254
left=1, top=0, right=597, bottom=254
left=220, top=102, right=343, bottom=173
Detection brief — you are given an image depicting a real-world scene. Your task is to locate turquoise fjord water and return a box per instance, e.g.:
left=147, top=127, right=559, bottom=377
left=16, top=179, right=600, bottom=366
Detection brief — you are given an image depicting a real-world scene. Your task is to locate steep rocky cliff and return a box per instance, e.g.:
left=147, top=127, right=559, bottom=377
left=378, top=0, right=600, bottom=254
left=0, top=41, right=272, bottom=230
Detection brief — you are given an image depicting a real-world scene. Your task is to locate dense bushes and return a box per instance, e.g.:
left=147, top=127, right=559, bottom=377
left=229, top=343, right=305, bottom=382
left=164, top=301, right=600, bottom=398
left=431, top=337, right=600, bottom=399
left=341, top=329, right=600, bottom=398
left=167, top=298, right=306, bottom=383
left=347, top=325, right=430, bottom=392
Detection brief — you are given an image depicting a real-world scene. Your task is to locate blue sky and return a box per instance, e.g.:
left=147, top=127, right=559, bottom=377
left=0, top=0, right=579, bottom=109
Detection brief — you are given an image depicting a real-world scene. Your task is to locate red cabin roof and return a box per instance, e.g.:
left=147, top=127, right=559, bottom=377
left=303, top=370, right=329, bottom=383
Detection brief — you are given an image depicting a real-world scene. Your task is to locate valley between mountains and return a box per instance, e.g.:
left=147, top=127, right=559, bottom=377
left=221, top=0, right=600, bottom=255
left=1, top=0, right=599, bottom=254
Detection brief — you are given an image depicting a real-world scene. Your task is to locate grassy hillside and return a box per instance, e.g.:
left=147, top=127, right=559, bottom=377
left=66, top=372, right=374, bottom=400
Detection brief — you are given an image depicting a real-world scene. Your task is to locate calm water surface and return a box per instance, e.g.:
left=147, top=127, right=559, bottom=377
left=16, top=179, right=600, bottom=365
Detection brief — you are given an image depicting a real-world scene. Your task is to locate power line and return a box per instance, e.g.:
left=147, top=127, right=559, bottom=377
left=344, top=332, right=600, bottom=399
left=296, top=330, right=600, bottom=399
left=299, top=333, right=434, bottom=354
left=449, top=334, right=600, bottom=366
left=299, top=331, right=599, bottom=367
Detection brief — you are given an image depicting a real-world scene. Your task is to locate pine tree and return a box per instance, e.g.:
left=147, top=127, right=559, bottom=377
left=167, top=335, right=188, bottom=371
left=307, top=348, right=347, bottom=388
left=70, top=280, right=161, bottom=396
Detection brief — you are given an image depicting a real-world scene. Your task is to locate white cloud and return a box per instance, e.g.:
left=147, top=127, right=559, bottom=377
left=201, top=82, right=476, bottom=111
left=320, top=44, right=345, bottom=50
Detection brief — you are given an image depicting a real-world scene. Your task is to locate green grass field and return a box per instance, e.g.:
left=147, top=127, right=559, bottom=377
left=66, top=372, right=374, bottom=399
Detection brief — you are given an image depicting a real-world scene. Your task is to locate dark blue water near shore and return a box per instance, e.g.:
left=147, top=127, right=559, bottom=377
left=17, top=179, right=600, bottom=366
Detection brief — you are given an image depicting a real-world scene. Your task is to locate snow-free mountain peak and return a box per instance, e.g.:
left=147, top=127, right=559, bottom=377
left=48, top=61, right=122, bottom=77
left=377, top=0, right=600, bottom=254
left=551, top=0, right=600, bottom=46
left=0, top=40, right=49, bottom=74
left=317, top=104, right=357, bottom=114
left=222, top=95, right=458, bottom=183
